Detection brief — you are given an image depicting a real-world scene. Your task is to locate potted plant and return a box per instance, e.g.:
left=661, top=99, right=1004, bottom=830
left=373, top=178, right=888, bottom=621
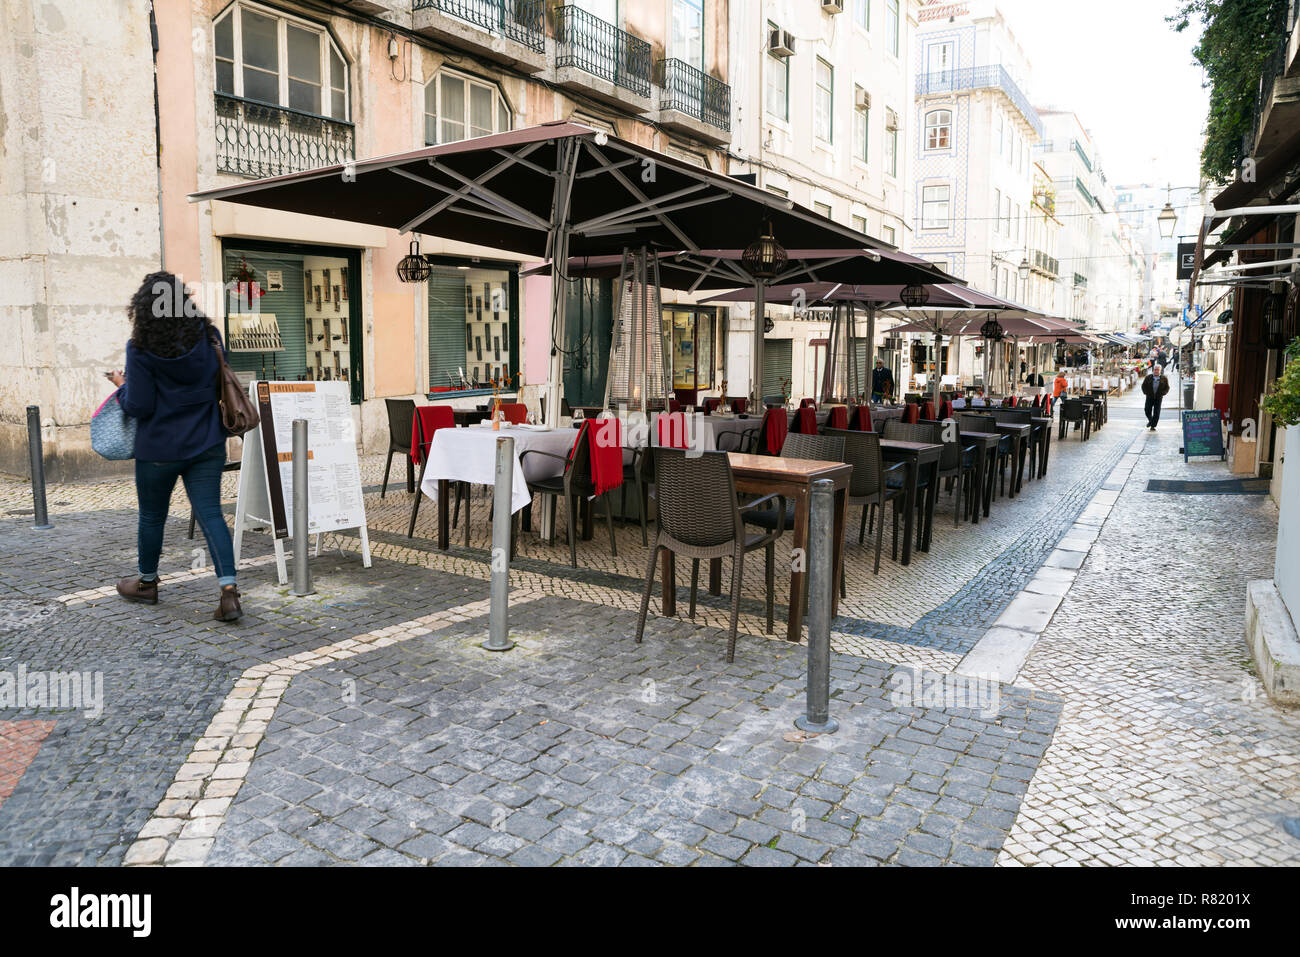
left=1262, top=339, right=1300, bottom=427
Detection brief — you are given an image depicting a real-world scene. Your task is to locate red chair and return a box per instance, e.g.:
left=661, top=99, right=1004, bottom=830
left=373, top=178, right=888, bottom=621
left=792, top=406, right=817, bottom=435
left=853, top=406, right=874, bottom=432
left=828, top=406, right=849, bottom=431
left=675, top=388, right=698, bottom=408
left=669, top=398, right=683, bottom=414
left=493, top=401, right=527, bottom=424
left=799, top=398, right=817, bottom=411
left=1031, top=395, right=1041, bottom=410
left=408, top=406, right=465, bottom=539
left=657, top=411, right=689, bottom=449
left=901, top=403, right=920, bottom=425
left=938, top=400, right=954, bottom=419
left=1213, top=383, right=1230, bottom=422
left=761, top=407, right=788, bottom=455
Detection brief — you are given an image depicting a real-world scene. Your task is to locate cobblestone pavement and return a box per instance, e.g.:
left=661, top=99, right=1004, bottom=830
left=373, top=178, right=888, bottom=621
left=1, top=380, right=1296, bottom=866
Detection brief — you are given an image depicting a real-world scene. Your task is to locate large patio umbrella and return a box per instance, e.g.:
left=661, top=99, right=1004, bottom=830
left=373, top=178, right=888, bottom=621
left=188, top=121, right=935, bottom=422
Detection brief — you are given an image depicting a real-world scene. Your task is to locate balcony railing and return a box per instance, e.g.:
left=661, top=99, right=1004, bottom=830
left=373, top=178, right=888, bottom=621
left=915, top=65, right=1043, bottom=138
left=1033, top=250, right=1059, bottom=276
left=1244, top=0, right=1300, bottom=160
left=215, top=94, right=355, bottom=179
left=554, top=4, right=651, bottom=98
left=412, top=0, right=545, bottom=52
left=659, top=58, right=730, bottom=131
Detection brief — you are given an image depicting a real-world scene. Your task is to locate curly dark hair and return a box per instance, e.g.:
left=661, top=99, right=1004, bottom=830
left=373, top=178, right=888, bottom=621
left=129, top=271, right=210, bottom=358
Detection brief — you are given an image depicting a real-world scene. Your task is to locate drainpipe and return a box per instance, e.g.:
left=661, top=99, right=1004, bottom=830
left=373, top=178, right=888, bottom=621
left=149, top=2, right=166, bottom=269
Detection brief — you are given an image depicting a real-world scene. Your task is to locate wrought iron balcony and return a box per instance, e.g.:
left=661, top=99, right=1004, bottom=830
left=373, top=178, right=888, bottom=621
left=1032, top=250, right=1059, bottom=276
left=215, top=94, right=354, bottom=179
left=915, top=65, right=1043, bottom=139
left=659, top=58, right=731, bottom=131
left=411, top=0, right=545, bottom=52
left=554, top=4, right=651, bottom=98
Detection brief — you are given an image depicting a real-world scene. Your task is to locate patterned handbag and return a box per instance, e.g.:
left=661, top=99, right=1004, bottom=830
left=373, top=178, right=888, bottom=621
left=90, top=388, right=137, bottom=460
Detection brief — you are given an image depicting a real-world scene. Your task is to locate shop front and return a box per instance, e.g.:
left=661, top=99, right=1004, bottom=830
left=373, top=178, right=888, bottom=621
left=663, top=305, right=720, bottom=404
left=424, top=256, right=521, bottom=400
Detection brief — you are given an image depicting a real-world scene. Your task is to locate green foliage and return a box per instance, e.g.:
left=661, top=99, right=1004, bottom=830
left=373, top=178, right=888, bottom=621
left=1262, top=338, right=1300, bottom=426
left=1169, top=0, right=1291, bottom=184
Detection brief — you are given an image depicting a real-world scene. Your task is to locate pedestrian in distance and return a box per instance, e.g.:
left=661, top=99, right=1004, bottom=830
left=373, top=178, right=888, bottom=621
left=1142, top=364, right=1170, bottom=431
left=871, top=358, right=895, bottom=404
left=107, top=271, right=242, bottom=622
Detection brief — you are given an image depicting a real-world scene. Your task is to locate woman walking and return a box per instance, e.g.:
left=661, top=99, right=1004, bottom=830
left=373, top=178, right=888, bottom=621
left=107, top=272, right=242, bottom=621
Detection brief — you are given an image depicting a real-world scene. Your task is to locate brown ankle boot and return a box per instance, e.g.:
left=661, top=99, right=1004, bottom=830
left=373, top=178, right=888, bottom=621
left=117, top=577, right=159, bottom=605
left=215, top=585, right=242, bottom=622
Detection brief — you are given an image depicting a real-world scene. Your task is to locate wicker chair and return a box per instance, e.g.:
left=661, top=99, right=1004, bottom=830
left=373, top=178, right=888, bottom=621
left=958, top=411, right=1014, bottom=500
left=986, top=407, right=1039, bottom=481
left=635, top=449, right=785, bottom=662
left=921, top=418, right=979, bottom=524
left=882, top=419, right=936, bottom=555
left=519, top=422, right=619, bottom=569
left=382, top=398, right=416, bottom=497
left=742, top=433, right=846, bottom=535
left=825, top=429, right=904, bottom=576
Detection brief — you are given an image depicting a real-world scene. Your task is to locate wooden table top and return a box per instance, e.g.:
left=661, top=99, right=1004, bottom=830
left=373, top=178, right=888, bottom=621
left=995, top=422, right=1032, bottom=433
left=879, top=439, right=944, bottom=454
left=726, top=453, right=851, bottom=484
left=960, top=431, right=1002, bottom=442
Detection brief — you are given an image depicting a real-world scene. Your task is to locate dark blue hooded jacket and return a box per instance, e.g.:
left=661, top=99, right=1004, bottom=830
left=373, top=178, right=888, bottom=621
left=119, top=329, right=226, bottom=462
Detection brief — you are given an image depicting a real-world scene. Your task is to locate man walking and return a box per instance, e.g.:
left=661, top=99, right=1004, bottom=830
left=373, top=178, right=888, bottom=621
left=871, top=358, right=895, bottom=404
left=1142, top=365, right=1170, bottom=430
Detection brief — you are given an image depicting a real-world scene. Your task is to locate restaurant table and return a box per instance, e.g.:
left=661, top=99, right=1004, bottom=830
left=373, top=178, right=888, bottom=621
left=879, top=439, right=942, bottom=563
left=418, top=424, right=576, bottom=549
left=705, top=413, right=764, bottom=452
left=959, top=431, right=1002, bottom=523
left=993, top=422, right=1032, bottom=497
left=453, top=408, right=489, bottom=427
left=666, top=453, right=851, bottom=644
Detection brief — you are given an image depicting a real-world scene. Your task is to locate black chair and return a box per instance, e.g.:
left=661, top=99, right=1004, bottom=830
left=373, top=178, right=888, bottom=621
left=1058, top=398, right=1091, bottom=440
left=986, top=407, right=1039, bottom=483
left=882, top=420, right=937, bottom=555
left=188, top=460, right=242, bottom=539
left=382, top=398, right=416, bottom=497
left=635, top=449, right=784, bottom=661
left=958, top=412, right=1015, bottom=499
left=922, top=418, right=979, bottom=524
left=520, top=423, right=619, bottom=569
left=826, top=429, right=904, bottom=576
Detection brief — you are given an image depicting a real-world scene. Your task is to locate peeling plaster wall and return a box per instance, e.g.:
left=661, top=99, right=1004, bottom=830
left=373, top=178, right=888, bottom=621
left=0, top=0, right=162, bottom=481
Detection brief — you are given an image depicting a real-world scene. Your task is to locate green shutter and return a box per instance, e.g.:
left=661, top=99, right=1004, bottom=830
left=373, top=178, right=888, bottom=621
left=427, top=269, right=467, bottom=390
left=762, top=337, right=793, bottom=398
left=223, top=249, right=308, bottom=382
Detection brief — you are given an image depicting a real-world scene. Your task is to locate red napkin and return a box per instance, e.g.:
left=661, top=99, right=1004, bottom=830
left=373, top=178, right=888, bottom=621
left=854, top=406, right=873, bottom=432
left=921, top=400, right=935, bottom=421
left=939, top=400, right=954, bottom=419
left=828, top=406, right=848, bottom=430
left=793, top=406, right=817, bottom=435
left=410, top=406, right=455, bottom=463
left=657, top=412, right=688, bottom=449
left=799, top=398, right=817, bottom=411
left=574, top=418, right=624, bottom=496
left=493, top=401, right=527, bottom=424
left=762, top=408, right=788, bottom=455
left=730, top=398, right=748, bottom=415
left=902, top=404, right=920, bottom=425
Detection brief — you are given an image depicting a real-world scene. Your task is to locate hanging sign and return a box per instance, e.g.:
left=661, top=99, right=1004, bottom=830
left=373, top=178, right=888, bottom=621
left=1176, top=242, right=1197, bottom=281
left=233, top=380, right=371, bottom=584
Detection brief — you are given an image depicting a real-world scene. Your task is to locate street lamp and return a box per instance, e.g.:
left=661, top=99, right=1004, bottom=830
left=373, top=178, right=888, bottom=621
left=1157, top=185, right=1178, bottom=240
left=1018, top=256, right=1031, bottom=281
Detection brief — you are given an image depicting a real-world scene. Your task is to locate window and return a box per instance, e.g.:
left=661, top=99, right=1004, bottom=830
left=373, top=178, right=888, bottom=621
left=766, top=184, right=789, bottom=197
left=854, top=90, right=869, bottom=163
left=814, top=201, right=833, bottom=219
left=424, top=70, right=511, bottom=146
left=671, top=0, right=704, bottom=70
left=852, top=214, right=868, bottom=235
left=664, top=308, right=716, bottom=391
left=881, top=224, right=896, bottom=244
left=925, top=109, right=951, bottom=150
left=885, top=0, right=900, bottom=56
left=922, top=185, right=950, bottom=229
left=993, top=188, right=1001, bottom=235
left=884, top=120, right=897, bottom=176
left=428, top=263, right=516, bottom=392
left=213, top=3, right=348, bottom=119
left=995, top=112, right=1003, bottom=157
left=854, top=0, right=870, bottom=30
left=765, top=23, right=789, bottom=122
left=814, top=58, right=834, bottom=143
left=1014, top=203, right=1021, bottom=242
left=1004, top=195, right=1012, bottom=235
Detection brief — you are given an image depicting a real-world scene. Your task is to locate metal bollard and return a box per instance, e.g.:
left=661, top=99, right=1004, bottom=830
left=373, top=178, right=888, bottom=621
left=291, top=418, right=314, bottom=596
left=26, top=405, right=52, bottom=530
left=482, top=435, right=516, bottom=652
left=795, top=478, right=838, bottom=734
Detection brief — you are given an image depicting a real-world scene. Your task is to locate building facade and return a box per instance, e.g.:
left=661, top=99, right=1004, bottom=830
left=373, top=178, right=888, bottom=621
left=1, top=0, right=733, bottom=479
left=726, top=0, right=919, bottom=401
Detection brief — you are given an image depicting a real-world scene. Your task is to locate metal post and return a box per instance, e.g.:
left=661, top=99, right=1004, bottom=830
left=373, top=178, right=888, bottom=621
left=483, top=435, right=516, bottom=652
left=291, top=418, right=314, bottom=596
left=752, top=281, right=766, bottom=407
left=26, top=405, right=52, bottom=530
left=795, top=478, right=838, bottom=734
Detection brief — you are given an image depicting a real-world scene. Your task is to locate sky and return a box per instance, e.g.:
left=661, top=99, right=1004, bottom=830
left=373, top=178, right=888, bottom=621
left=992, top=0, right=1209, bottom=190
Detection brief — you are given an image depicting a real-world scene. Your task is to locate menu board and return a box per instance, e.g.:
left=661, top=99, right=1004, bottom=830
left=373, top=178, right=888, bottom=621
left=233, top=380, right=371, bottom=584
left=1181, top=409, right=1226, bottom=462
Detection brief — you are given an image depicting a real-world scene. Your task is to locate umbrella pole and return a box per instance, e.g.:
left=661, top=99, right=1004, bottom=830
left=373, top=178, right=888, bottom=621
left=545, top=141, right=579, bottom=429
left=866, top=304, right=877, bottom=401
left=752, top=282, right=766, bottom=408
left=932, top=332, right=943, bottom=411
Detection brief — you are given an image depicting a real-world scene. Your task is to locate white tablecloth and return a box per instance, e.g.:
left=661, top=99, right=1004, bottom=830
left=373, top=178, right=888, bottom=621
left=419, top=425, right=577, bottom=514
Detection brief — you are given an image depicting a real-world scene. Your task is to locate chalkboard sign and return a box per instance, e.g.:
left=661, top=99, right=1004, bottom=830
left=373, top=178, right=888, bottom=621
left=1181, top=409, right=1226, bottom=462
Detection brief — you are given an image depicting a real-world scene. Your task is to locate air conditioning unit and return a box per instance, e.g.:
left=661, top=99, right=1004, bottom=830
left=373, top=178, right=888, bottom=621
left=769, top=27, right=795, bottom=57
left=855, top=87, right=872, bottom=110
left=822, top=0, right=845, bottom=13
left=885, top=109, right=900, bottom=131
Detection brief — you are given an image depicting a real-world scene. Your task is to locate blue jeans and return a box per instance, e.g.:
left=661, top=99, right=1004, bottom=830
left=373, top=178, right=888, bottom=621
left=135, top=442, right=236, bottom=587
